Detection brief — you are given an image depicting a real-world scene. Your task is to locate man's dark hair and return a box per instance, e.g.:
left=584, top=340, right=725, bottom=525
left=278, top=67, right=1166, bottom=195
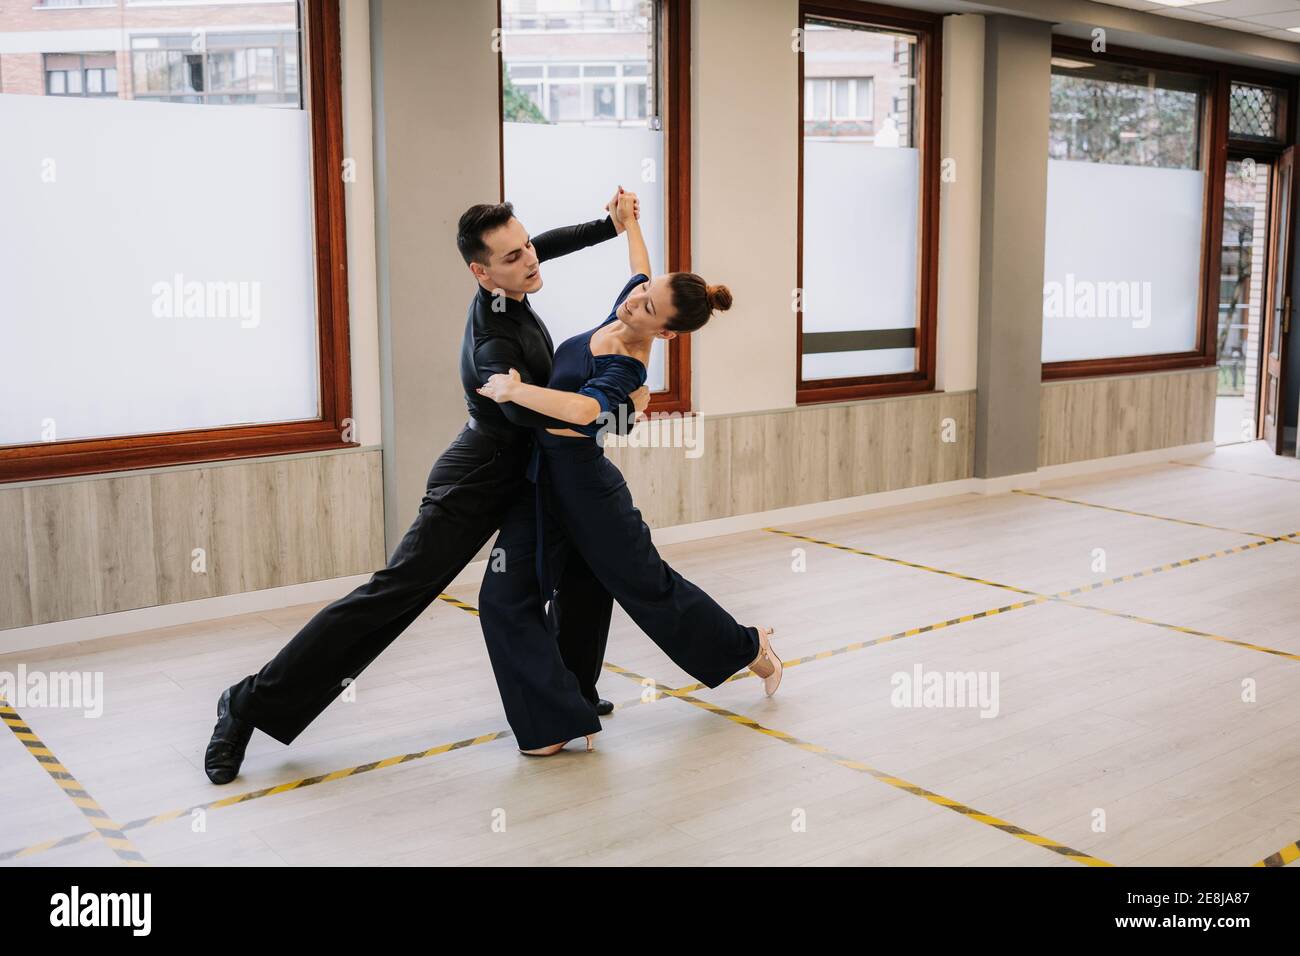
left=456, top=202, right=516, bottom=266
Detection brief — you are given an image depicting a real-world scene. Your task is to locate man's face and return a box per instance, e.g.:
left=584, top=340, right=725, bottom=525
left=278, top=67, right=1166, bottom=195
left=470, top=217, right=542, bottom=297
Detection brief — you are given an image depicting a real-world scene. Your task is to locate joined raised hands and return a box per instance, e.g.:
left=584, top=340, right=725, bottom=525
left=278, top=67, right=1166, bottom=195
left=606, top=185, right=640, bottom=233
left=617, top=189, right=639, bottom=225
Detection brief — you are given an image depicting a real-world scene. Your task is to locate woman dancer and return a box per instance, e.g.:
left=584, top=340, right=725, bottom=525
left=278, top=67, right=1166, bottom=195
left=476, top=191, right=781, bottom=755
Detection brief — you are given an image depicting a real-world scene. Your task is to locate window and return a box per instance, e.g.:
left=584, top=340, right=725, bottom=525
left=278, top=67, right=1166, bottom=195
left=500, top=0, right=691, bottom=412
left=1043, top=53, right=1211, bottom=371
left=1217, top=157, right=1272, bottom=444
left=131, top=32, right=300, bottom=107
left=1217, top=78, right=1293, bottom=445
left=1229, top=82, right=1281, bottom=143
left=1043, top=45, right=1297, bottom=386
left=804, top=76, right=872, bottom=123
left=0, top=0, right=352, bottom=482
left=44, top=53, right=117, bottom=98
left=805, top=79, right=830, bottom=121
left=504, top=61, right=650, bottom=126
left=625, top=79, right=647, bottom=120
left=797, top=2, right=940, bottom=403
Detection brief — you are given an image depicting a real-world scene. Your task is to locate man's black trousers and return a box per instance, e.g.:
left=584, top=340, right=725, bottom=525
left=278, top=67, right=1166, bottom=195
left=226, top=422, right=613, bottom=744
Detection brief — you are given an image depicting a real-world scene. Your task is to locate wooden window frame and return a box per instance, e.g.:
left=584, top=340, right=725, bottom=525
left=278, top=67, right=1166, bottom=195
left=1, top=0, right=354, bottom=483
left=1042, top=37, right=1296, bottom=382
left=496, top=0, right=692, bottom=414
left=796, top=0, right=942, bottom=406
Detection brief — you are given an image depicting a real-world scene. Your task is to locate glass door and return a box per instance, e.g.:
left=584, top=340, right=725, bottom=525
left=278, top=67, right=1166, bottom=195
left=1262, top=146, right=1295, bottom=453
left=1217, top=158, right=1272, bottom=444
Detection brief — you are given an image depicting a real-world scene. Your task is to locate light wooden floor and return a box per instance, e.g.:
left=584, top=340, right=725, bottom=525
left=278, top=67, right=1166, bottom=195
left=3, top=440, right=1299, bottom=867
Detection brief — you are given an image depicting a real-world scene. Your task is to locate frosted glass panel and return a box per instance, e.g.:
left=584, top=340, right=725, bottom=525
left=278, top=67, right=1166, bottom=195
left=0, top=93, right=319, bottom=446
left=1042, top=158, right=1204, bottom=362
left=503, top=121, right=667, bottom=391
left=803, top=349, right=914, bottom=380
left=802, top=142, right=919, bottom=380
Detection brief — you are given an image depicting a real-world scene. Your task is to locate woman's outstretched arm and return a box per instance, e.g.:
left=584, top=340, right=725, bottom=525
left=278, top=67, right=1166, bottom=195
left=618, top=191, right=652, bottom=279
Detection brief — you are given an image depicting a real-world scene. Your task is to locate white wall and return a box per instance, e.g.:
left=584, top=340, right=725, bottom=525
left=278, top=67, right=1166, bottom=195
left=689, top=2, right=980, bottom=413
left=691, top=0, right=799, bottom=416
left=342, top=0, right=382, bottom=451
left=937, top=12, right=982, bottom=393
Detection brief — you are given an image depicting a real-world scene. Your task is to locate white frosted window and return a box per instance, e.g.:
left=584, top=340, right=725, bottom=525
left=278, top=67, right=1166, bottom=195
left=801, top=19, right=922, bottom=384
left=501, top=0, right=668, bottom=391
left=1044, top=57, right=1208, bottom=364
left=1042, top=159, right=1204, bottom=362
left=503, top=122, right=667, bottom=391
left=0, top=94, right=320, bottom=446
left=801, top=142, right=919, bottom=380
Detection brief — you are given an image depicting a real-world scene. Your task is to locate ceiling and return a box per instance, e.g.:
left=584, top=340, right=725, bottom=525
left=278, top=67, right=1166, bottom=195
left=1089, top=0, right=1300, bottom=41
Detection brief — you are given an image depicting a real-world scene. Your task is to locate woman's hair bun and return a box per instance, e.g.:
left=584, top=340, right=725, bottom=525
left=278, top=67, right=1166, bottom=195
left=706, top=283, right=733, bottom=312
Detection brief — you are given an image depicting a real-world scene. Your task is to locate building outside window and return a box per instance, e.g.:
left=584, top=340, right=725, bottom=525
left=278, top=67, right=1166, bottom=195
left=44, top=53, right=118, bottom=97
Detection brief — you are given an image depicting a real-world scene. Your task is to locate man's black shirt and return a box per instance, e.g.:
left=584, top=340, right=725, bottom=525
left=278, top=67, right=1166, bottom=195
left=458, top=214, right=636, bottom=444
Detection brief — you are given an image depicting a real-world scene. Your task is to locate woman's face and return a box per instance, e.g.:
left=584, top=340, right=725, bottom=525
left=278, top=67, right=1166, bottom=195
left=616, top=274, right=677, bottom=339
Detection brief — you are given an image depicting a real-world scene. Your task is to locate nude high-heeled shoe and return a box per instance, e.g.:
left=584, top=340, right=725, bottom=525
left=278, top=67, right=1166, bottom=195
left=519, top=733, right=597, bottom=757
left=748, top=626, right=783, bottom=696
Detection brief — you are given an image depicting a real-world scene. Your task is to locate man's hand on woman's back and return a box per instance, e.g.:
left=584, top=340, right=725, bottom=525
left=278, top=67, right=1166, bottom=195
left=630, top=386, right=650, bottom=421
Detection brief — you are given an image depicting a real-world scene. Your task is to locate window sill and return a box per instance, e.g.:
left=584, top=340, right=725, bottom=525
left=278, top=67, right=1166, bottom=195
left=0, top=422, right=358, bottom=483
left=796, top=374, right=937, bottom=405
left=1042, top=353, right=1215, bottom=382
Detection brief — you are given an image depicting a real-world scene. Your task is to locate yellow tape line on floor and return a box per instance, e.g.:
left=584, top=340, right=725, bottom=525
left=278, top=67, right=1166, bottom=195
left=9, top=513, right=1280, bottom=867
left=601, top=663, right=1112, bottom=867
left=1255, top=840, right=1300, bottom=867
left=1012, top=488, right=1287, bottom=541
left=1, top=698, right=148, bottom=866
left=764, top=529, right=1300, bottom=662
left=1173, top=460, right=1300, bottom=487
left=0, top=692, right=652, bottom=864
left=668, top=596, right=1050, bottom=695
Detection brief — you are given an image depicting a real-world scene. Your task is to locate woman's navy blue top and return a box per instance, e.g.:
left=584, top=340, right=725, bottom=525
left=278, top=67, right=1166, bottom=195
left=525, top=273, right=650, bottom=605
left=543, top=272, right=650, bottom=439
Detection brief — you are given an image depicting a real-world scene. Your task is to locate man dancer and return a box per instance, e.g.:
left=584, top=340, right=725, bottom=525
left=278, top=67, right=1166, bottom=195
left=204, top=190, right=647, bottom=783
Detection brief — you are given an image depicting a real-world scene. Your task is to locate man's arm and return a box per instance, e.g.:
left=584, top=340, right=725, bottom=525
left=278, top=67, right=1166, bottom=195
left=531, top=215, right=618, bottom=264
left=474, top=330, right=575, bottom=430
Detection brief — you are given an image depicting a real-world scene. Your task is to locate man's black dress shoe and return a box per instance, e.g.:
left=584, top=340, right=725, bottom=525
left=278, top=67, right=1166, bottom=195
left=596, top=698, right=614, bottom=716
left=204, top=686, right=254, bottom=784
